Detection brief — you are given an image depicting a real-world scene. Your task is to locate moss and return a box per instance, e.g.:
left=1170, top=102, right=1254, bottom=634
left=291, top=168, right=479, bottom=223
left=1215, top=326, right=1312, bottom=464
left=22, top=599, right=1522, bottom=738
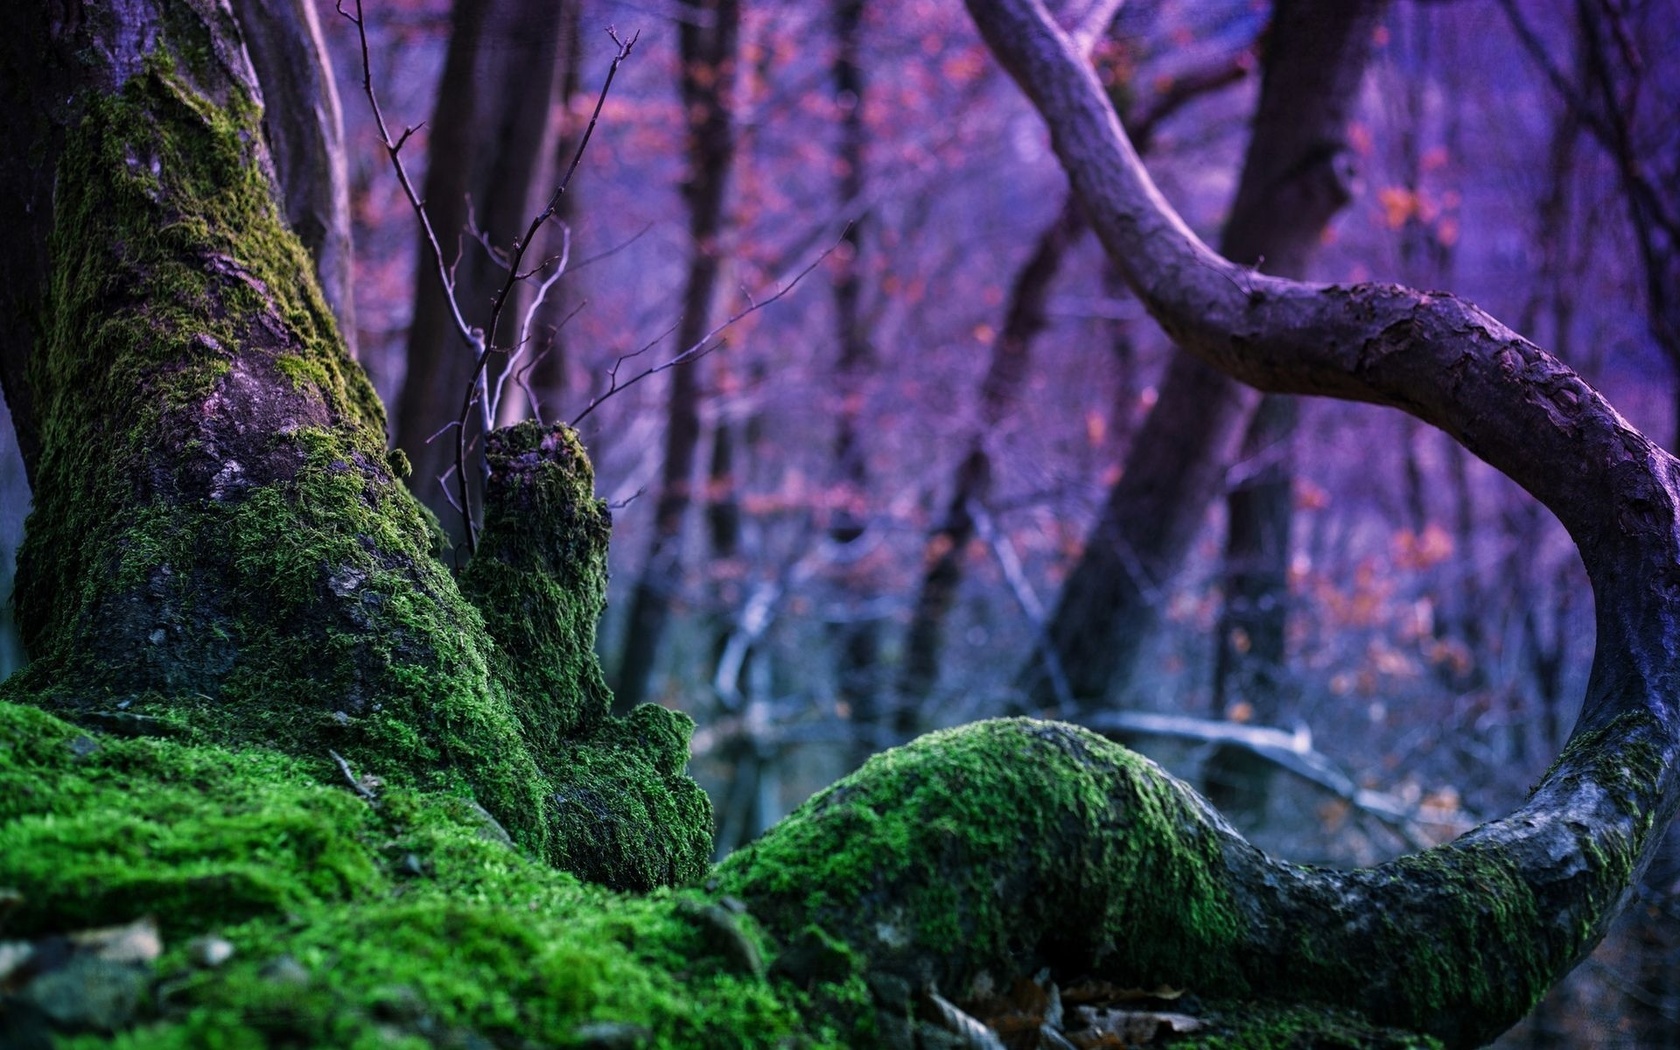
left=718, top=719, right=1248, bottom=996
left=0, top=699, right=835, bottom=1049
left=455, top=422, right=714, bottom=889
left=1543, top=709, right=1666, bottom=830
left=545, top=705, right=715, bottom=889
left=458, top=423, right=617, bottom=751
left=1172, top=1001, right=1443, bottom=1049
left=272, top=352, right=335, bottom=394
left=1352, top=845, right=1550, bottom=1031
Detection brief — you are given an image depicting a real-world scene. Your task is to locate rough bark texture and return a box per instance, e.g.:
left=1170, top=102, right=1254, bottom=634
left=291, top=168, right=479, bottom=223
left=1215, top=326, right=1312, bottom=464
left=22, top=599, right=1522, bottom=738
left=1017, top=0, right=1384, bottom=714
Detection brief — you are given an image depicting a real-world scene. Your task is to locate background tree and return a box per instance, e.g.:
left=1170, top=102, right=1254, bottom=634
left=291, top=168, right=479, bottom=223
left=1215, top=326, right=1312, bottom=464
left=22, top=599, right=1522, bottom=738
left=612, top=0, right=741, bottom=713
left=392, top=0, right=576, bottom=541
left=1015, top=0, right=1385, bottom=717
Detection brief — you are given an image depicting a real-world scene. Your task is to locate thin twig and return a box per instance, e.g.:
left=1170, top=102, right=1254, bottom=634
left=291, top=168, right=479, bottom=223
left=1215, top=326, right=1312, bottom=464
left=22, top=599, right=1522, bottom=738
left=490, top=227, right=573, bottom=423
left=571, top=238, right=843, bottom=425
left=340, top=0, right=489, bottom=548
left=342, top=2, right=637, bottom=554
left=452, top=27, right=640, bottom=550
left=328, top=749, right=379, bottom=802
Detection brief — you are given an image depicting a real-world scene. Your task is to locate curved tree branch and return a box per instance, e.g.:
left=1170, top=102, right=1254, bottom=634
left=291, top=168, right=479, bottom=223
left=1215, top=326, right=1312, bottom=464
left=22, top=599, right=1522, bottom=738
left=965, top=0, right=1680, bottom=1033
left=728, top=3, right=1680, bottom=1047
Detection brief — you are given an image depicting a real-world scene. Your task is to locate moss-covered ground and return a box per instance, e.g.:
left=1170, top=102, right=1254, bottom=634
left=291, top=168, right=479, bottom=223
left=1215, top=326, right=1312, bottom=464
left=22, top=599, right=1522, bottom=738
left=1, top=702, right=1456, bottom=1049
left=0, top=700, right=840, bottom=1049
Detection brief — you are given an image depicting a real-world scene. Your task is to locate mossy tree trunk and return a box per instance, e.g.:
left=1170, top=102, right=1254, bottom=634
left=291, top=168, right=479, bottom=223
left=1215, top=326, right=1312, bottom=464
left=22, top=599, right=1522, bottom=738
left=806, top=0, right=1677, bottom=1043
left=0, top=0, right=707, bottom=894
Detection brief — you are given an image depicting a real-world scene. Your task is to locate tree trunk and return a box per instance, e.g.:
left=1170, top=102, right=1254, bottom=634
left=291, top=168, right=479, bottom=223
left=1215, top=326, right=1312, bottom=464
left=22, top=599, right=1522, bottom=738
left=514, top=0, right=585, bottom=420
left=1016, top=0, right=1384, bottom=715
left=899, top=53, right=1249, bottom=722
left=1210, top=394, right=1296, bottom=722
left=613, top=0, right=741, bottom=713
left=823, top=0, right=890, bottom=767
left=229, top=0, right=358, bottom=360
left=934, top=1, right=1680, bottom=1041
left=392, top=0, right=573, bottom=543
left=0, top=0, right=706, bottom=893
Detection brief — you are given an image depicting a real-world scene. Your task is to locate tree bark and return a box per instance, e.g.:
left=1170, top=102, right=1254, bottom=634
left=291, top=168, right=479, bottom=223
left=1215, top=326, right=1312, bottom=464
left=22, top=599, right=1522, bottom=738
left=1210, top=395, right=1296, bottom=723
left=229, top=0, right=358, bottom=359
left=514, top=0, right=585, bottom=420
left=1016, top=0, right=1384, bottom=714
left=613, top=0, right=741, bottom=713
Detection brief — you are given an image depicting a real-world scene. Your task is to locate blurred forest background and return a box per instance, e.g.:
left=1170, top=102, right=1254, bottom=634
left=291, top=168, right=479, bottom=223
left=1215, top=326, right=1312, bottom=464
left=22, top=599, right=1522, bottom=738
left=1, top=0, right=1678, bottom=1043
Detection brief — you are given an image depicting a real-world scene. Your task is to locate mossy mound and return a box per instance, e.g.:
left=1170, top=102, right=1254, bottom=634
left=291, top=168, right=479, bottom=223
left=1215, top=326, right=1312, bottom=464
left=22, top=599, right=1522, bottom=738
left=0, top=700, right=835, bottom=1049
left=718, top=718, right=1249, bottom=997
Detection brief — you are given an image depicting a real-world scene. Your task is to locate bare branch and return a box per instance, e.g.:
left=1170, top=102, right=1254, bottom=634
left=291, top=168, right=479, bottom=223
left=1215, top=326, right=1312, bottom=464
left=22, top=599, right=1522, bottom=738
left=571, top=238, right=841, bottom=426
left=447, top=26, right=641, bottom=554
left=1062, top=0, right=1125, bottom=57
left=968, top=499, right=1075, bottom=715
left=489, top=225, right=573, bottom=423
left=963, top=0, right=1680, bottom=1038
left=339, top=0, right=487, bottom=549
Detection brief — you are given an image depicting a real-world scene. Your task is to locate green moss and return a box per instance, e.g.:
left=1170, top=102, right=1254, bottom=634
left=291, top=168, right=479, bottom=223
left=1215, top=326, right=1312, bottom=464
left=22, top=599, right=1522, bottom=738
left=718, top=719, right=1248, bottom=995
left=458, top=423, right=617, bottom=750
left=1544, top=709, right=1666, bottom=831
left=1173, top=1001, right=1442, bottom=1049
left=272, top=352, right=335, bottom=394
left=1359, top=845, right=1550, bottom=1029
left=0, top=700, right=833, bottom=1049
left=456, top=422, right=714, bottom=889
